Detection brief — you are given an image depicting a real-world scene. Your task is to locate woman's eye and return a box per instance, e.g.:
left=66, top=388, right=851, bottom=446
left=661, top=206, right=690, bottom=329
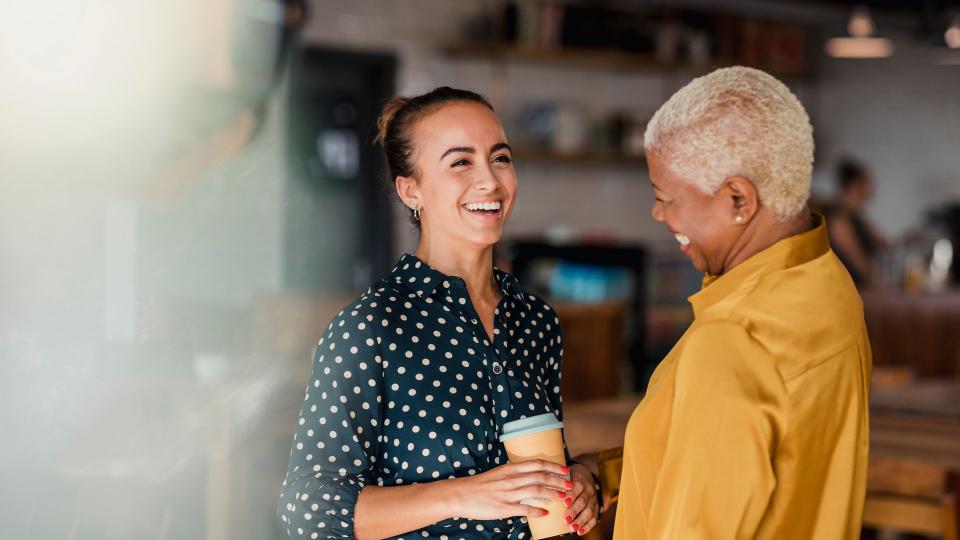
left=493, top=154, right=512, bottom=164
left=451, top=158, right=470, bottom=168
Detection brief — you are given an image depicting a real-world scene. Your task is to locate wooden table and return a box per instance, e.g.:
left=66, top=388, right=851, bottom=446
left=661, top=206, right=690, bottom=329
left=868, top=381, right=960, bottom=487
left=563, top=381, right=960, bottom=537
left=863, top=290, right=960, bottom=377
left=871, top=381, right=960, bottom=420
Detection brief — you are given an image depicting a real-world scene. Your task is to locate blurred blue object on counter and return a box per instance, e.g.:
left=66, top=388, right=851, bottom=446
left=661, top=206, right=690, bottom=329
left=549, top=261, right=631, bottom=303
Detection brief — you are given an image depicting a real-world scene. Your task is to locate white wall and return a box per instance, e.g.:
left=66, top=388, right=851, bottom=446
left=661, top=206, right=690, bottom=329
left=812, top=28, right=960, bottom=237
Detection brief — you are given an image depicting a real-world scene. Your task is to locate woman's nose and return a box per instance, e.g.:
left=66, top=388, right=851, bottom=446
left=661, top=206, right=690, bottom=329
left=651, top=202, right=664, bottom=222
left=475, top=165, right=500, bottom=190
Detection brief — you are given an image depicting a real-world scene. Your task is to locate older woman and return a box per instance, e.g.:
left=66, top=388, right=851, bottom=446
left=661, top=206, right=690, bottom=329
left=277, top=87, right=599, bottom=540
left=608, top=67, right=871, bottom=539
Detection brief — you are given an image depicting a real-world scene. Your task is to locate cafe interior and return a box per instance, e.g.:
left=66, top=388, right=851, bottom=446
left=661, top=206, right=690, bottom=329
left=2, top=0, right=959, bottom=538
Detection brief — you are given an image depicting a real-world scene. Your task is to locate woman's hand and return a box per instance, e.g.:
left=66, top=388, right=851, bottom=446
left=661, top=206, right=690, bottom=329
left=562, top=463, right=600, bottom=536
left=446, top=460, right=573, bottom=521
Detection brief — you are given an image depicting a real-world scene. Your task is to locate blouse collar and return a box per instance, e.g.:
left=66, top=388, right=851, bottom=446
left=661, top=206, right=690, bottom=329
left=689, top=213, right=831, bottom=317
left=389, top=253, right=527, bottom=305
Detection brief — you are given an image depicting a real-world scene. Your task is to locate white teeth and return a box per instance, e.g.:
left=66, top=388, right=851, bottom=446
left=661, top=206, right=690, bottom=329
left=464, top=201, right=501, bottom=211
left=674, top=233, right=690, bottom=246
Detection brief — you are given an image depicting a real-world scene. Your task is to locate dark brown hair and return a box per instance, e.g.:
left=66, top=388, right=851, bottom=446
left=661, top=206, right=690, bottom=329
left=837, top=157, right=869, bottom=191
left=374, top=86, right=494, bottom=224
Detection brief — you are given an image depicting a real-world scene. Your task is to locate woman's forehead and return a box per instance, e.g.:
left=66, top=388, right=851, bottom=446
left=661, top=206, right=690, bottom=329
left=414, top=103, right=505, bottom=151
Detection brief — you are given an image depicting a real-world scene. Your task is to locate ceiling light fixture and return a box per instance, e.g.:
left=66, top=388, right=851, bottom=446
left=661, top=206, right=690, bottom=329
left=946, top=18, right=960, bottom=49
left=826, top=6, right=894, bottom=59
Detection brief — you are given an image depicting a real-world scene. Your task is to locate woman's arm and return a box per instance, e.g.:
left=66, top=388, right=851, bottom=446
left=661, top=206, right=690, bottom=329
left=278, top=306, right=385, bottom=538
left=571, top=452, right=599, bottom=479
left=646, top=321, right=787, bottom=539
left=865, top=218, right=890, bottom=251
left=354, top=459, right=572, bottom=540
left=831, top=216, right=874, bottom=282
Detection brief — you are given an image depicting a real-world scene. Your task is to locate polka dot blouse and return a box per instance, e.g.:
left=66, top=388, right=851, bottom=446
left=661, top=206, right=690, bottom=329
left=278, top=253, right=569, bottom=539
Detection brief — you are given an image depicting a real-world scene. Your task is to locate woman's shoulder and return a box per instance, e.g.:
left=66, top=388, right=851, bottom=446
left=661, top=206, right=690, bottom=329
left=523, top=292, right=561, bottom=324
left=338, top=271, right=417, bottom=311
left=510, top=288, right=564, bottom=344
left=494, top=269, right=558, bottom=316
left=316, top=281, right=403, bottom=345
left=498, top=281, right=562, bottom=329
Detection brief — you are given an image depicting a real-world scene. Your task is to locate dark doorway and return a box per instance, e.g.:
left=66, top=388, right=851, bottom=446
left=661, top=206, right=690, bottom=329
left=285, top=46, right=397, bottom=293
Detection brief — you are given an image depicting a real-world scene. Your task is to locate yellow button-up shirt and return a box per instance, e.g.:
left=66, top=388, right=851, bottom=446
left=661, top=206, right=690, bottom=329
left=614, top=217, right=871, bottom=540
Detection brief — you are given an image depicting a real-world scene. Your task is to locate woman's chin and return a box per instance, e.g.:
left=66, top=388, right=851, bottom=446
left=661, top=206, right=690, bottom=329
left=454, top=215, right=506, bottom=244
left=460, top=228, right=503, bottom=248
left=686, top=253, right=709, bottom=274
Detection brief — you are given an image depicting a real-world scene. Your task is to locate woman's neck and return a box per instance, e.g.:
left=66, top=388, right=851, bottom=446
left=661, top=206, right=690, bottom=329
left=720, top=209, right=815, bottom=275
left=838, top=193, right=863, bottom=214
left=414, top=237, right=498, bottom=303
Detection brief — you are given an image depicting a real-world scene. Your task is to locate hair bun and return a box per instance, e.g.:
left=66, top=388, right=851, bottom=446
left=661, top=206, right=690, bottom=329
left=375, top=97, right=410, bottom=145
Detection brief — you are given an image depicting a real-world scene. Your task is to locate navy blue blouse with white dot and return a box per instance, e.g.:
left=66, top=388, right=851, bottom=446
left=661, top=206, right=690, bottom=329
left=278, top=254, right=568, bottom=539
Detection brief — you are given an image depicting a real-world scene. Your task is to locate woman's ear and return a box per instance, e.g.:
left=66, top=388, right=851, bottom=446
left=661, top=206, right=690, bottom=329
left=395, top=176, right=420, bottom=211
left=723, top=176, right=759, bottom=224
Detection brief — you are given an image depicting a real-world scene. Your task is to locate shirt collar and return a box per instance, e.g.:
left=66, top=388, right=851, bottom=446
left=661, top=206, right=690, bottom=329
left=689, top=213, right=831, bottom=317
left=389, top=253, right=527, bottom=304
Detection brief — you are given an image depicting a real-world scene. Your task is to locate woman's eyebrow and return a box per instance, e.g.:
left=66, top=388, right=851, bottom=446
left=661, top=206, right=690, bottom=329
left=490, top=142, right=511, bottom=153
left=440, top=146, right=474, bottom=160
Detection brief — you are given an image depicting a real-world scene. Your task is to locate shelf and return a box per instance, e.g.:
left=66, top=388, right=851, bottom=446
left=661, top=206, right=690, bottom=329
left=512, top=147, right=646, bottom=167
left=443, top=43, right=811, bottom=79
left=443, top=43, right=682, bottom=73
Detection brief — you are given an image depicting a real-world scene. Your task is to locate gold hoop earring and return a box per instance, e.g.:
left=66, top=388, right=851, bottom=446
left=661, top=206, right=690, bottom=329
left=413, top=207, right=422, bottom=221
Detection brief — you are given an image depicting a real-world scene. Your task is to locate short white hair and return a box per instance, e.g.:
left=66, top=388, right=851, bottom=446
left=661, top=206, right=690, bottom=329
left=644, top=66, right=814, bottom=219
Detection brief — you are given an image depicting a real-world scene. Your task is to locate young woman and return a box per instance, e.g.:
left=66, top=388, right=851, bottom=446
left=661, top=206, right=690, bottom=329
left=828, top=158, right=889, bottom=288
left=278, top=87, right=599, bottom=539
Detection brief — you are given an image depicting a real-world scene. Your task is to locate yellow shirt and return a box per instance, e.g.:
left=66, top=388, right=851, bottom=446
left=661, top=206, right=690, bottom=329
left=614, top=218, right=871, bottom=540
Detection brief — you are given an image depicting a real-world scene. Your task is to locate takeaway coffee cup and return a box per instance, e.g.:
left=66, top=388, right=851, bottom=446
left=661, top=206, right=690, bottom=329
left=499, top=413, right=570, bottom=539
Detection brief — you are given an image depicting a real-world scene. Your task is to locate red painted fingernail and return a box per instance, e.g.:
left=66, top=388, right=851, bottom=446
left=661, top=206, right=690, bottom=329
left=579, top=529, right=586, bottom=535
left=561, top=466, right=570, bottom=474
left=565, top=498, right=572, bottom=506
left=571, top=523, right=579, bottom=530
left=565, top=480, right=574, bottom=489
left=565, top=515, right=573, bottom=524
left=542, top=509, right=549, bottom=516
left=556, top=490, right=567, bottom=498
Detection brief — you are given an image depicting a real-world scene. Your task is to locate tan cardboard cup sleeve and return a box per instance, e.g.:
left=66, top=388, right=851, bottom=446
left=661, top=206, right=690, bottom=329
left=499, top=413, right=570, bottom=539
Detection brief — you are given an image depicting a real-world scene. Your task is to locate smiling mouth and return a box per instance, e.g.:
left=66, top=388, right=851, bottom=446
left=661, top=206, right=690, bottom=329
left=674, top=233, right=690, bottom=246
left=461, top=200, right=503, bottom=216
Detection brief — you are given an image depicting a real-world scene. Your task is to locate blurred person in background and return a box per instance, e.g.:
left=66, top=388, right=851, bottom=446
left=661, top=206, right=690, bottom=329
left=277, top=87, right=598, bottom=539
left=575, top=67, right=871, bottom=539
left=828, top=158, right=890, bottom=288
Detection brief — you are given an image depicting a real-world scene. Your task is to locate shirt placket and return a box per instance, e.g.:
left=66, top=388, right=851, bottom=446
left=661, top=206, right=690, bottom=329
left=442, top=279, right=514, bottom=446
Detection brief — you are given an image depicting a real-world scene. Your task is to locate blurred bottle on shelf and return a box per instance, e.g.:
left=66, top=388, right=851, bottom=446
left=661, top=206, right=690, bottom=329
left=656, top=20, right=681, bottom=64
left=553, top=105, right=587, bottom=152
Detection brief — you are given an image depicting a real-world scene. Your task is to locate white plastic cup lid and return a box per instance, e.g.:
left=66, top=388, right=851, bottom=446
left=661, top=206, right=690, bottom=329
left=499, top=412, right=563, bottom=442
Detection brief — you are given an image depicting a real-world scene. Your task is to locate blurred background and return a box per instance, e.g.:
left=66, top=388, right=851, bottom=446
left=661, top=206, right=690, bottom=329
left=1, top=0, right=959, bottom=539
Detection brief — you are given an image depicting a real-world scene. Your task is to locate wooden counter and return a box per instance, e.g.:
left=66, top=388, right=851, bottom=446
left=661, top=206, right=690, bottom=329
left=863, top=290, right=960, bottom=378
